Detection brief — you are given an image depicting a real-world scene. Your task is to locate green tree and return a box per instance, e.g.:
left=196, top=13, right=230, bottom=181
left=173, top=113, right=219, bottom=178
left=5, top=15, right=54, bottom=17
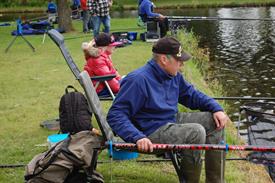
left=21, top=0, right=27, bottom=5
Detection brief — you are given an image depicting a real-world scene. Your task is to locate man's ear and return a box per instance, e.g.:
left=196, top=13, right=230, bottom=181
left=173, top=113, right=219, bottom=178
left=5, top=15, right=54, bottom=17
left=159, top=54, right=168, bottom=66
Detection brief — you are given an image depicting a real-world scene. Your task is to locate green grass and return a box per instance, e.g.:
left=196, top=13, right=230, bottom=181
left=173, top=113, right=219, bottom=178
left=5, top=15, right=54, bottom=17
left=0, top=18, right=271, bottom=182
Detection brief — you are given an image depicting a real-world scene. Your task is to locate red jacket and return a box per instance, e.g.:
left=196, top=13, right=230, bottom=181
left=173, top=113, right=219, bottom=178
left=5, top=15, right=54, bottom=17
left=84, top=52, right=121, bottom=94
left=80, top=0, right=87, bottom=10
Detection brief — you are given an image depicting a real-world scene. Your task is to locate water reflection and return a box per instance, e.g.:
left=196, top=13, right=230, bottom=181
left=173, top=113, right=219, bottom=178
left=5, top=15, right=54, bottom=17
left=187, top=7, right=275, bottom=100
left=111, top=10, right=138, bottom=18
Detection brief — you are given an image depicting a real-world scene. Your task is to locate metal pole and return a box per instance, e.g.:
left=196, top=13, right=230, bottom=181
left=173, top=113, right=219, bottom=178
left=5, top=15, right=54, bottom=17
left=213, top=97, right=275, bottom=101
left=167, top=16, right=275, bottom=21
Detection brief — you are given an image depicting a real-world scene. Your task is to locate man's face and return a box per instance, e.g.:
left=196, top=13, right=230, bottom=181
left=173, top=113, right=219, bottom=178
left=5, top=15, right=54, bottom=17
left=163, top=55, right=183, bottom=76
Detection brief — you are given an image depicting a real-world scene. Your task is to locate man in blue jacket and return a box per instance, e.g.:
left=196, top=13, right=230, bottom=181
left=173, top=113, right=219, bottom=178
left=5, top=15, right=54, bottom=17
left=138, top=0, right=168, bottom=37
left=107, top=37, right=229, bottom=183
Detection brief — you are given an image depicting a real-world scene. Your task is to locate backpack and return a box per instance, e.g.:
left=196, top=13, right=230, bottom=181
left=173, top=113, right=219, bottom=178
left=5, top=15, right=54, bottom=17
left=59, top=85, right=92, bottom=134
left=24, top=131, right=104, bottom=183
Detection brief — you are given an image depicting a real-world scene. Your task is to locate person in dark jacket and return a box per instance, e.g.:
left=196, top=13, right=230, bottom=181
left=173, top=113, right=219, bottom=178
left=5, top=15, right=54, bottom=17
left=107, top=36, right=229, bottom=183
left=138, top=0, right=168, bottom=37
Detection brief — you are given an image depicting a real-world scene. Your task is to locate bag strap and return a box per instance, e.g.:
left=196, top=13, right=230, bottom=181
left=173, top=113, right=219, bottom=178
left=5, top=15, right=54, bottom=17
left=65, top=85, right=78, bottom=94
left=61, top=139, right=82, bottom=164
left=24, top=136, right=72, bottom=181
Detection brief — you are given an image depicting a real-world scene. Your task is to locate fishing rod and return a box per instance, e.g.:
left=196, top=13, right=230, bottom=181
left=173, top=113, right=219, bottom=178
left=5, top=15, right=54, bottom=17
left=0, top=164, right=25, bottom=168
left=17, top=8, right=80, bottom=23
left=107, top=142, right=275, bottom=153
left=64, top=34, right=91, bottom=40
left=213, top=97, right=275, bottom=101
left=111, top=27, right=145, bottom=32
left=167, top=16, right=275, bottom=21
left=0, top=157, right=256, bottom=169
left=25, top=15, right=49, bottom=22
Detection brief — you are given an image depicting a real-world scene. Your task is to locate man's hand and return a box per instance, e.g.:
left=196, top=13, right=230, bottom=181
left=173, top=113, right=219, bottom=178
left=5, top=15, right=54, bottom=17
left=136, top=138, right=153, bottom=153
left=213, top=111, right=229, bottom=130
left=158, top=14, right=166, bottom=20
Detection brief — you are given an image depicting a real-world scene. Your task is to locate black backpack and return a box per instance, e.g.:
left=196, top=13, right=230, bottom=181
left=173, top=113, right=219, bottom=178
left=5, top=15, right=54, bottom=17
left=59, top=85, right=92, bottom=134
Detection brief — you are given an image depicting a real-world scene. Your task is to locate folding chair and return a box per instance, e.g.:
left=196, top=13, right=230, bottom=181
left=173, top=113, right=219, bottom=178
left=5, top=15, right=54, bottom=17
left=79, top=70, right=186, bottom=183
left=47, top=29, right=116, bottom=100
left=137, top=16, right=146, bottom=28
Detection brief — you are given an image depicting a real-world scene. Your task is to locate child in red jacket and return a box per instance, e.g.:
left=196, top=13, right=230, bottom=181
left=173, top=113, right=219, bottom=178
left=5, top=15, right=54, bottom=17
left=82, top=33, right=122, bottom=96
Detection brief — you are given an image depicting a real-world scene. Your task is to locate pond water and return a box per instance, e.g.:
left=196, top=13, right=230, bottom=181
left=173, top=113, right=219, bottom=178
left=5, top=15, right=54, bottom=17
left=180, top=7, right=275, bottom=98
left=1, top=7, right=275, bottom=114
left=175, top=7, right=275, bottom=118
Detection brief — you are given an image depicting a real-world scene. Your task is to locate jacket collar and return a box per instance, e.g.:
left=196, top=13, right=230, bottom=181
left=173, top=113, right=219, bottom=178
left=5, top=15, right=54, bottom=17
left=148, top=59, right=173, bottom=82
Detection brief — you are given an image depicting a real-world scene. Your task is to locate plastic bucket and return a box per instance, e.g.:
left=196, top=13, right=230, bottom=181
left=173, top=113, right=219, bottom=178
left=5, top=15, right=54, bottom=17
left=108, top=149, right=139, bottom=160
left=47, top=133, right=69, bottom=148
left=127, top=32, right=138, bottom=41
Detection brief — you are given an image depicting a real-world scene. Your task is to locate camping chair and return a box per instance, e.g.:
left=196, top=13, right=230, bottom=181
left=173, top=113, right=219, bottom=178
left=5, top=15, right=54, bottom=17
left=137, top=16, right=146, bottom=28
left=47, top=29, right=116, bottom=100
left=78, top=70, right=186, bottom=183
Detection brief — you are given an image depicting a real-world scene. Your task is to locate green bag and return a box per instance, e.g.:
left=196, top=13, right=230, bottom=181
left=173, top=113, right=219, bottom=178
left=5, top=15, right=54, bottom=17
left=25, top=131, right=104, bottom=183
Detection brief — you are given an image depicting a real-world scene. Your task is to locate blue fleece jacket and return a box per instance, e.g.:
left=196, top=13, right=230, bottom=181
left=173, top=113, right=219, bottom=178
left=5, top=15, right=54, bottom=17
left=138, top=0, right=159, bottom=20
left=107, top=59, right=223, bottom=143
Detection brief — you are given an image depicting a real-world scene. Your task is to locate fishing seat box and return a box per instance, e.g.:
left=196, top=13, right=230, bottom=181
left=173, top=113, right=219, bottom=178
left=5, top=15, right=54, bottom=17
left=112, top=32, right=128, bottom=41
left=140, top=21, right=160, bottom=42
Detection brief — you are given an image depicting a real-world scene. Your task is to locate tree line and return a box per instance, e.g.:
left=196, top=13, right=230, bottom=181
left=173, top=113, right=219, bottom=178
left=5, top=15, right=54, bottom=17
left=0, top=0, right=46, bottom=7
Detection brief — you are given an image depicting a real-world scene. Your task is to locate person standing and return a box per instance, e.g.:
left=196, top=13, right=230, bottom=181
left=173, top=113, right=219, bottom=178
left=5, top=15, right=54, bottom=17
left=46, top=0, right=57, bottom=23
left=71, top=0, right=81, bottom=18
left=107, top=37, right=229, bottom=183
left=87, top=0, right=113, bottom=37
left=47, top=0, right=57, bottom=14
left=80, top=0, right=91, bottom=33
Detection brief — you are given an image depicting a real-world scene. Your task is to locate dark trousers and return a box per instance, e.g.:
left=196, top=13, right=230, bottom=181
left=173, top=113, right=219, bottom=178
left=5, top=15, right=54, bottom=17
left=158, top=18, right=169, bottom=37
left=148, top=112, right=225, bottom=183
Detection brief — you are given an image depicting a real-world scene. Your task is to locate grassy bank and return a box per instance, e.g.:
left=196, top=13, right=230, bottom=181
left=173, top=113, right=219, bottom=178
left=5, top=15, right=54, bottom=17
left=0, top=18, right=272, bottom=182
left=1, top=0, right=275, bottom=13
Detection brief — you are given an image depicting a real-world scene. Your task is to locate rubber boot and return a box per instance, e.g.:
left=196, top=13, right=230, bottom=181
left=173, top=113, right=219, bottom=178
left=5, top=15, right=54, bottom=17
left=205, top=150, right=226, bottom=183
left=180, top=157, right=202, bottom=183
